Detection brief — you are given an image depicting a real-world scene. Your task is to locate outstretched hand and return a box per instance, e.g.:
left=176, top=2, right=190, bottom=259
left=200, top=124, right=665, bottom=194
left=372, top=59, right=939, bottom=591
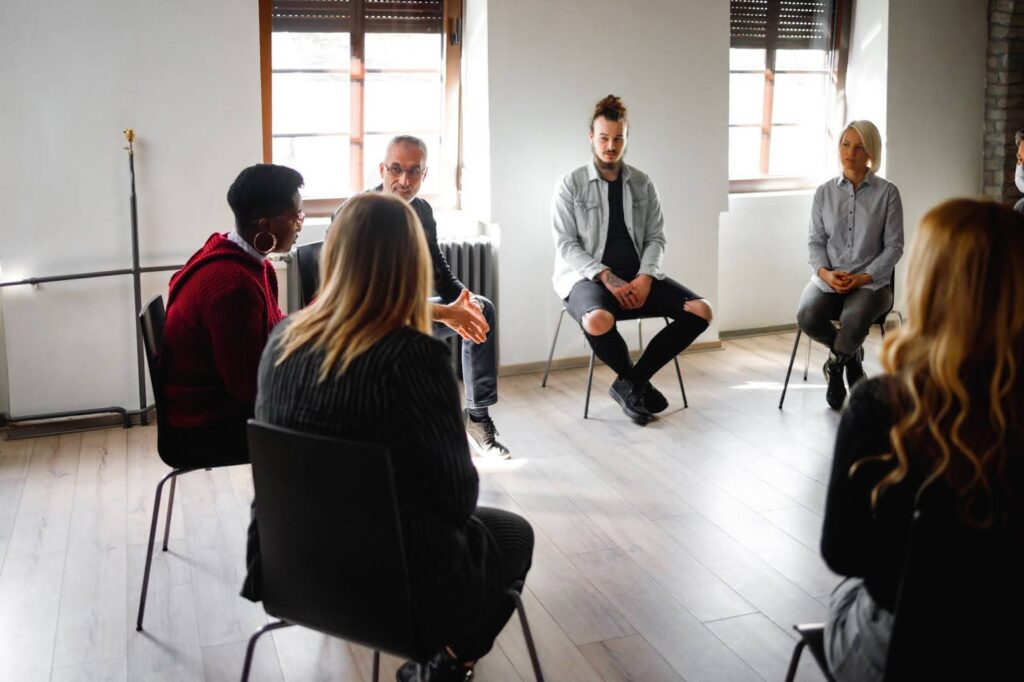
left=435, top=289, right=489, bottom=343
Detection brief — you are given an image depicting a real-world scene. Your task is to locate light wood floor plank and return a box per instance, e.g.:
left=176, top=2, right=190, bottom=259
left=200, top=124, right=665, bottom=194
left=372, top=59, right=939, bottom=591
left=578, top=634, right=685, bottom=682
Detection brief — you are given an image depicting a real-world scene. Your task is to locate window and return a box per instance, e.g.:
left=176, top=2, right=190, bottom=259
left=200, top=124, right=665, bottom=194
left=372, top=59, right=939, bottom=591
left=729, top=0, right=852, bottom=192
left=259, top=0, right=462, bottom=216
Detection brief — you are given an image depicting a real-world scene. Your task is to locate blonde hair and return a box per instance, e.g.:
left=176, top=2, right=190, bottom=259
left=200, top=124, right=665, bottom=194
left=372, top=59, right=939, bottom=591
left=274, top=193, right=432, bottom=380
left=841, top=120, right=883, bottom=174
left=865, top=199, right=1024, bottom=527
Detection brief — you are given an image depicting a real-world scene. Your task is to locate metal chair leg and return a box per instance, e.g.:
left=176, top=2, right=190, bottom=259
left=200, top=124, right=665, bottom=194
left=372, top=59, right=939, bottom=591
left=583, top=351, right=596, bottom=418
left=783, top=637, right=807, bottom=682
left=507, top=585, right=545, bottom=682
left=637, top=319, right=643, bottom=351
left=162, top=475, right=177, bottom=551
left=802, top=333, right=812, bottom=381
left=372, top=649, right=380, bottom=682
left=779, top=328, right=803, bottom=410
left=662, top=317, right=688, bottom=408
left=541, top=309, right=567, bottom=388
left=240, top=619, right=293, bottom=682
left=137, top=467, right=192, bottom=631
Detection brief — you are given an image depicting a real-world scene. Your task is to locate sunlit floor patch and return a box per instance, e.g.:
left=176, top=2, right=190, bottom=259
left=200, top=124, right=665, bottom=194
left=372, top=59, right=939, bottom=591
left=730, top=380, right=827, bottom=391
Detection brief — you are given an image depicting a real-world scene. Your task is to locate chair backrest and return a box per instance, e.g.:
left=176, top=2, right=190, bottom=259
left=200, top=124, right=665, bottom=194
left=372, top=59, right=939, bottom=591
left=139, top=295, right=168, bottom=422
left=883, top=504, right=1024, bottom=680
left=245, top=420, right=425, bottom=660
left=294, top=241, right=323, bottom=307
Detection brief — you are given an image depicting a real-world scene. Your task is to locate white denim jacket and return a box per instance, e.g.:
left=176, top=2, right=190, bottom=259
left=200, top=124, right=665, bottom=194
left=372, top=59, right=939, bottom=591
left=550, top=161, right=666, bottom=299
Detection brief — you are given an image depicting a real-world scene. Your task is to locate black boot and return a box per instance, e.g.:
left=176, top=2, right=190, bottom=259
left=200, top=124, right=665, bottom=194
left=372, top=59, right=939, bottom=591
left=823, top=351, right=848, bottom=410
left=845, top=347, right=866, bottom=389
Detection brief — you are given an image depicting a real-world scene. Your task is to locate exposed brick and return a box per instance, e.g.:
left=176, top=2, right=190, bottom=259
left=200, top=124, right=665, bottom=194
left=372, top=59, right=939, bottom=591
left=994, top=10, right=1012, bottom=26
left=995, top=0, right=1016, bottom=14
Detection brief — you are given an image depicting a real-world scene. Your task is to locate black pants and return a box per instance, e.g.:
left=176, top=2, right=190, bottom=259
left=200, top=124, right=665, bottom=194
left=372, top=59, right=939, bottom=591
left=452, top=506, right=534, bottom=661
left=564, top=277, right=708, bottom=385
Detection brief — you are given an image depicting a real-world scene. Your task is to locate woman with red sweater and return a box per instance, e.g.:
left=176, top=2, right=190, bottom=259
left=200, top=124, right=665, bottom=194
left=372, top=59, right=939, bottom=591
left=160, top=164, right=304, bottom=466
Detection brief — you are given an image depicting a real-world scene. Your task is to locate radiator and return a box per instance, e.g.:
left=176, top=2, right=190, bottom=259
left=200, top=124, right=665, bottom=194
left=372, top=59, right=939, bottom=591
left=438, top=238, right=497, bottom=378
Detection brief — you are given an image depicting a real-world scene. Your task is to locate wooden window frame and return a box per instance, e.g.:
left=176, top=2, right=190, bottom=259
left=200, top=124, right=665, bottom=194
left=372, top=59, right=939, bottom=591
left=258, top=0, right=463, bottom=217
left=728, top=0, right=852, bottom=194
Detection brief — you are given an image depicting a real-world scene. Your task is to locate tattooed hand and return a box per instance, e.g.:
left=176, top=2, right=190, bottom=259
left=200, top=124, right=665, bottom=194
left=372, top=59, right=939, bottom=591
left=599, top=269, right=640, bottom=309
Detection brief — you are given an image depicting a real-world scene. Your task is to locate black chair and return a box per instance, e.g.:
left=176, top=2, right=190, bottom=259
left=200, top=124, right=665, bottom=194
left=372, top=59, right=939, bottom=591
left=241, top=421, right=546, bottom=682
left=778, top=277, right=903, bottom=409
left=135, top=295, right=249, bottom=631
left=541, top=308, right=688, bottom=418
left=294, top=240, right=324, bottom=307
left=784, top=506, right=1024, bottom=681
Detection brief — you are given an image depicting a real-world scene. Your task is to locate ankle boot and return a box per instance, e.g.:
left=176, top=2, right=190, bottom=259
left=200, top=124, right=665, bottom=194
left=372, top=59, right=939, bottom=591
left=823, top=351, right=848, bottom=410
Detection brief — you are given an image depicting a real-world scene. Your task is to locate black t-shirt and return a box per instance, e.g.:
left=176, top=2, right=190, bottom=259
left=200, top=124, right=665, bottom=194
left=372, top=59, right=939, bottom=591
left=600, top=174, right=641, bottom=281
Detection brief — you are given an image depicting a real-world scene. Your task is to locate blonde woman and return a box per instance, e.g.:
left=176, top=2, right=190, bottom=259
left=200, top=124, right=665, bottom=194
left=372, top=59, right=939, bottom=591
left=798, top=120, right=904, bottom=409
left=820, top=199, right=1024, bottom=680
left=248, top=193, right=533, bottom=681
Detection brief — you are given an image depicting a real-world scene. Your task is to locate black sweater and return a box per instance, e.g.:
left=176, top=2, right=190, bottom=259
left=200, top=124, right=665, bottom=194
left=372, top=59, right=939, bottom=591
left=251, top=323, right=499, bottom=647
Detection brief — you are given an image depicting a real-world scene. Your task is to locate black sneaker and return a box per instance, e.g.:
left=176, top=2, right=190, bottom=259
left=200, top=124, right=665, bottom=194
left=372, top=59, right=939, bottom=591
left=397, top=652, right=474, bottom=681
left=642, top=382, right=669, bottom=414
left=845, top=347, right=866, bottom=388
left=464, top=412, right=511, bottom=459
left=823, top=352, right=847, bottom=410
left=609, top=378, right=653, bottom=424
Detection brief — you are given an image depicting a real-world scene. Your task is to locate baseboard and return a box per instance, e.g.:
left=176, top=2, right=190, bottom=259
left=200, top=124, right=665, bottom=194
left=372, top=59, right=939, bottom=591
left=720, top=324, right=798, bottom=339
left=498, top=340, right=722, bottom=378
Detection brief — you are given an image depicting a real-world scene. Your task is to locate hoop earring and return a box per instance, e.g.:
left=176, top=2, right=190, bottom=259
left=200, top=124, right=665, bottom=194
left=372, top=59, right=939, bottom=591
left=253, top=231, right=278, bottom=254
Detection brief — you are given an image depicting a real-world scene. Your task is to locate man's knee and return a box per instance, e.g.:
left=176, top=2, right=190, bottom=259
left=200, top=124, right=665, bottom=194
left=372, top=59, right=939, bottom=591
left=475, top=294, right=496, bottom=324
left=684, top=298, right=713, bottom=323
left=582, top=309, right=615, bottom=335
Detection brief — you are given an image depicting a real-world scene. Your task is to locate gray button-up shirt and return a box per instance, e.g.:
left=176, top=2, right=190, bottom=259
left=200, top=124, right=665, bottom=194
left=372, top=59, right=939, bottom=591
left=551, top=161, right=666, bottom=299
left=808, top=173, right=904, bottom=292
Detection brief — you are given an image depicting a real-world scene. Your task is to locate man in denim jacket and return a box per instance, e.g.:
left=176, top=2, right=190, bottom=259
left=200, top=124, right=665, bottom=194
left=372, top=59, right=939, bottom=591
left=551, top=95, right=712, bottom=425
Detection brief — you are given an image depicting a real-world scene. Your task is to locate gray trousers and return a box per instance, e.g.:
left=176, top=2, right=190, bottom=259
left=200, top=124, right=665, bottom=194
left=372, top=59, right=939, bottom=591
left=825, top=578, right=893, bottom=682
left=796, top=282, right=893, bottom=357
left=432, top=295, right=498, bottom=409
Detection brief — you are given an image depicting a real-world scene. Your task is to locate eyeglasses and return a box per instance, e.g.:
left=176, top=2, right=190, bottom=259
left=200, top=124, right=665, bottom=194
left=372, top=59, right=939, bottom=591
left=384, top=164, right=425, bottom=179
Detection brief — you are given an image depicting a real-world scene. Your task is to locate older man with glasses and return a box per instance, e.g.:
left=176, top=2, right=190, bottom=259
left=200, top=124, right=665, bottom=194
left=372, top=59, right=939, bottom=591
left=347, top=135, right=510, bottom=459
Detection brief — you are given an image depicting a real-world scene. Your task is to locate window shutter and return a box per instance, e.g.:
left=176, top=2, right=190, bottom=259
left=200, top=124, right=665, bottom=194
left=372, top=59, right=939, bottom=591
left=730, top=0, right=834, bottom=50
left=272, top=0, right=443, bottom=33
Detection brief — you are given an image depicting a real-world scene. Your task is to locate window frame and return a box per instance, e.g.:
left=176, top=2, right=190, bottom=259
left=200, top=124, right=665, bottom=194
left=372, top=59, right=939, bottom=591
left=258, top=0, right=463, bottom=216
left=728, top=0, right=852, bottom=194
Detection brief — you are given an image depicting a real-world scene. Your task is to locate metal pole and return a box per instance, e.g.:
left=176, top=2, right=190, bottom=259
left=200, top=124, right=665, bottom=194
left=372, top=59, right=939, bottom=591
left=125, top=129, right=149, bottom=424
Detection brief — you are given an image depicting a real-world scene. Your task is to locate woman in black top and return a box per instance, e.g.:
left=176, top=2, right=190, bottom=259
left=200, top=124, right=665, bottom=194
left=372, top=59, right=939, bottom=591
left=821, top=199, right=1024, bottom=681
left=253, top=193, right=533, bottom=681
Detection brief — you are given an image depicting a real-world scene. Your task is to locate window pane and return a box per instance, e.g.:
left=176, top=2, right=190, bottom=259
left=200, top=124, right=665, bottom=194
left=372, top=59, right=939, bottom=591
left=775, top=49, right=828, bottom=71
left=730, top=48, right=765, bottom=71
left=730, top=73, right=765, bottom=126
left=364, top=134, right=441, bottom=195
left=366, top=33, right=442, bottom=70
left=273, top=72, right=349, bottom=135
left=273, top=135, right=350, bottom=199
left=365, top=72, right=443, bottom=133
left=729, top=127, right=763, bottom=179
left=772, top=73, right=827, bottom=125
left=769, top=125, right=827, bottom=177
left=272, top=32, right=349, bottom=70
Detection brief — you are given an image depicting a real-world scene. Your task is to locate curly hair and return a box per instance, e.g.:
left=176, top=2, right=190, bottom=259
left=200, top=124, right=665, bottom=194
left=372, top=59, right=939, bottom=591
left=864, top=199, right=1024, bottom=528
left=590, top=94, right=628, bottom=131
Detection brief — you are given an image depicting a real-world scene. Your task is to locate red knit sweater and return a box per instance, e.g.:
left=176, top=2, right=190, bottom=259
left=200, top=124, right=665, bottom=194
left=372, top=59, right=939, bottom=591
left=161, top=233, right=284, bottom=428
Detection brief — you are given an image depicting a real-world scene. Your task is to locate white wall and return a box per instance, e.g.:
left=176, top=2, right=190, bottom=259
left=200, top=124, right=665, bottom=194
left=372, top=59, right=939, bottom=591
left=845, top=0, right=889, bottom=160
left=469, top=0, right=729, bottom=366
left=885, top=0, right=986, bottom=276
left=718, top=192, right=814, bottom=331
left=0, top=1, right=262, bottom=415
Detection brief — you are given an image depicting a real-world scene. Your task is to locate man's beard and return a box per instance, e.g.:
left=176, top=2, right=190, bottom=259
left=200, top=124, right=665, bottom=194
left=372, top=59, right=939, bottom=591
left=594, top=150, right=624, bottom=172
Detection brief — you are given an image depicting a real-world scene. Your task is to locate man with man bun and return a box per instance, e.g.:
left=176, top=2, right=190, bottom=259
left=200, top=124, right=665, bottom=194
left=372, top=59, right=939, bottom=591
left=551, top=95, right=713, bottom=425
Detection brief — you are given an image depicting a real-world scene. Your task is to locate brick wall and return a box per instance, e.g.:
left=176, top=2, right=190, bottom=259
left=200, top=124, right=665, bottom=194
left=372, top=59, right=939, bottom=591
left=985, top=0, right=1024, bottom=201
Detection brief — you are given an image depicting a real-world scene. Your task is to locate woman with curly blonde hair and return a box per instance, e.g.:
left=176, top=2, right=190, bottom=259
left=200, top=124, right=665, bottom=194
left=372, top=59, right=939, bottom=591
left=820, top=199, right=1024, bottom=681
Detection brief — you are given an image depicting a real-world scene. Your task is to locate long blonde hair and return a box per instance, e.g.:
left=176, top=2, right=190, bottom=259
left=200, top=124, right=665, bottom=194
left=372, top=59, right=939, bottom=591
left=275, top=193, right=432, bottom=380
left=869, top=199, right=1024, bottom=526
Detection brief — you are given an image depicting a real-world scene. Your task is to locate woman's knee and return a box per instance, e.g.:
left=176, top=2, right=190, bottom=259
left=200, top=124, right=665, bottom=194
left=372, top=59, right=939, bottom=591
left=582, top=309, right=615, bottom=335
left=684, top=298, right=713, bottom=323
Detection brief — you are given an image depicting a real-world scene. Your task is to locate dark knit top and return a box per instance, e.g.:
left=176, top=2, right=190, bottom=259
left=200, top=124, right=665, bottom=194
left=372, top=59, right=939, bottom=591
left=162, top=233, right=284, bottom=428
left=821, top=375, right=1024, bottom=611
left=252, top=323, right=499, bottom=646
left=600, top=174, right=640, bottom=280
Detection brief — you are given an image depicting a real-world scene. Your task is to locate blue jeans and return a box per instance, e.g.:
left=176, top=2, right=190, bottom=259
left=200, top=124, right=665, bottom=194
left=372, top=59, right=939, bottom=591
left=432, top=295, right=498, bottom=409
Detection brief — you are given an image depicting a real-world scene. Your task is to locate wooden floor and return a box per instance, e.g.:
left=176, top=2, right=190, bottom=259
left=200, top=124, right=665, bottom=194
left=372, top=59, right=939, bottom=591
left=0, top=330, right=880, bottom=682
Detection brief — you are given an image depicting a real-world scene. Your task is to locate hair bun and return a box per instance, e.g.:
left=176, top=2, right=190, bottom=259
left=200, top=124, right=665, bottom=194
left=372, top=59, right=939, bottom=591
left=591, top=95, right=628, bottom=128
